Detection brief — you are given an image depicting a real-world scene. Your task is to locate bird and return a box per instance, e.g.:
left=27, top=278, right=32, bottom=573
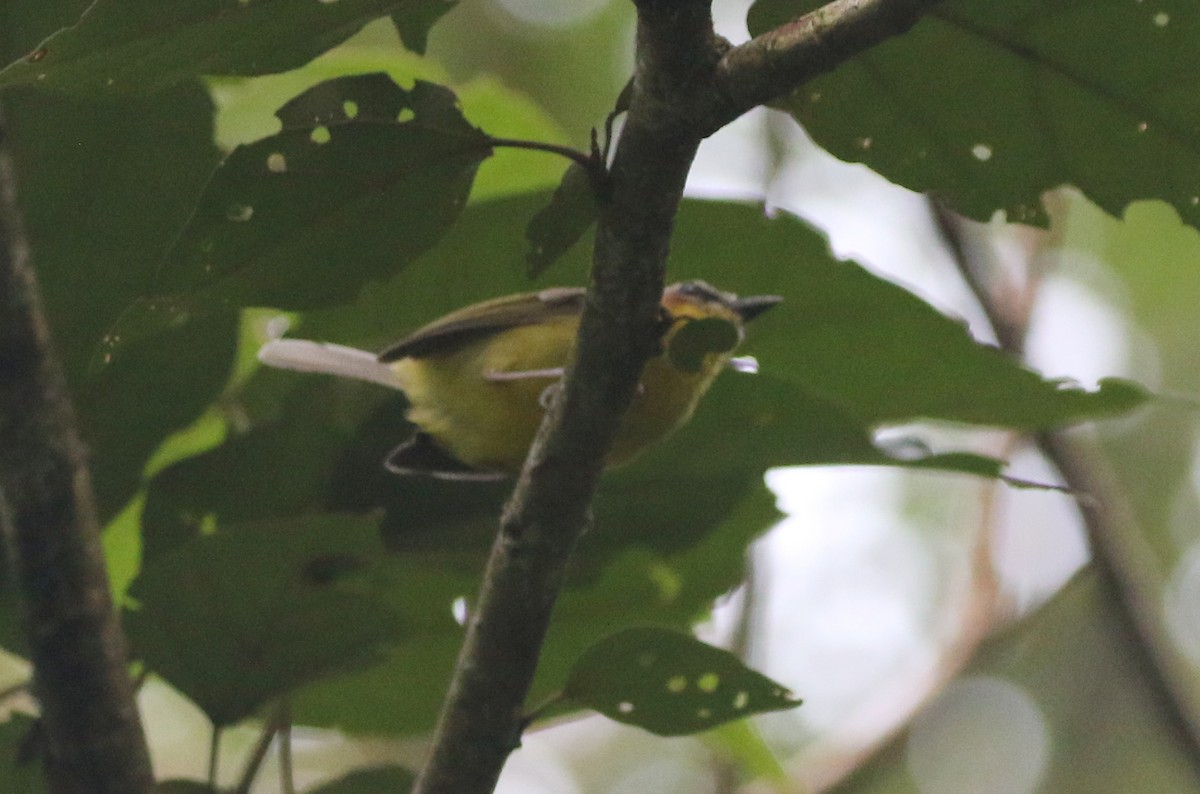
left=257, top=280, right=781, bottom=480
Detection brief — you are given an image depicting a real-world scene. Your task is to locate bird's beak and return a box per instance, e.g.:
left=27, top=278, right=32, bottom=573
left=731, top=295, right=783, bottom=323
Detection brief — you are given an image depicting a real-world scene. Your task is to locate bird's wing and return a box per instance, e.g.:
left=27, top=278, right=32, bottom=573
left=377, top=287, right=586, bottom=362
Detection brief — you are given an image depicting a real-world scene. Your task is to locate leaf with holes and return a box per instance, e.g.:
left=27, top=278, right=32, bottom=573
left=124, top=513, right=405, bottom=727
left=98, top=73, right=491, bottom=364
left=749, top=0, right=1200, bottom=230
left=0, top=0, right=453, bottom=94
left=564, top=627, right=801, bottom=736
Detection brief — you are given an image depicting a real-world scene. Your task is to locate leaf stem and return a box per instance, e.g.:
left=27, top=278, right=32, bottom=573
left=486, top=136, right=596, bottom=172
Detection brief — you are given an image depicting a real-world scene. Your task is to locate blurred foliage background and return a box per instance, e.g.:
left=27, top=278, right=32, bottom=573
left=2, top=0, right=1200, bottom=792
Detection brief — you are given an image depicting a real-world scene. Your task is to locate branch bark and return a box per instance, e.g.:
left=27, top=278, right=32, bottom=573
left=413, top=1, right=948, bottom=791
left=709, top=0, right=943, bottom=133
left=0, top=110, right=154, bottom=792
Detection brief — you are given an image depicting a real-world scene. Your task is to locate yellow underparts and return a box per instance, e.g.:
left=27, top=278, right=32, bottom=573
left=391, top=311, right=733, bottom=474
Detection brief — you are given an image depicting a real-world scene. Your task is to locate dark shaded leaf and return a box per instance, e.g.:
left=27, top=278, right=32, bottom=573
left=391, top=1, right=456, bottom=55
left=309, top=765, right=416, bottom=793
left=565, top=627, right=801, bottom=736
left=0, top=714, right=45, bottom=794
left=749, top=0, right=1200, bottom=230
left=140, top=378, right=360, bottom=561
left=665, top=201, right=1149, bottom=429
left=186, top=192, right=1145, bottom=734
left=525, top=162, right=600, bottom=277
left=100, top=74, right=491, bottom=361
left=0, top=0, right=89, bottom=66
left=667, top=317, right=741, bottom=373
left=0, top=0, right=445, bottom=94
left=3, top=84, right=235, bottom=520
left=125, top=513, right=404, bottom=726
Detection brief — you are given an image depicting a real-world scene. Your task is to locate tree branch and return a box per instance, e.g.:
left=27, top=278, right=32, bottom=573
left=709, top=0, right=943, bottom=133
left=413, top=1, right=951, bottom=791
left=412, top=2, right=723, bottom=792
left=0, top=109, right=154, bottom=792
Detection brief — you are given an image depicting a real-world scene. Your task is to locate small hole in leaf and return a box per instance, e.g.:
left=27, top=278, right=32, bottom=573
left=451, top=596, right=469, bottom=626
left=1136, top=121, right=1149, bottom=133
left=226, top=204, right=254, bottom=222
left=697, top=708, right=712, bottom=720
left=733, top=691, right=749, bottom=710
left=397, top=107, right=416, bottom=123
left=617, top=702, right=634, bottom=714
left=1153, top=11, right=1169, bottom=26
left=858, top=136, right=873, bottom=150
left=343, top=100, right=359, bottom=119
left=971, top=143, right=993, bottom=162
left=310, top=126, right=332, bottom=144
left=697, top=673, right=719, bottom=693
left=266, top=152, right=287, bottom=173
left=666, top=676, right=687, bottom=694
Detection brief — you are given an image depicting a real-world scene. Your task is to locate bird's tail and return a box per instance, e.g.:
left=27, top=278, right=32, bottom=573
left=257, top=339, right=400, bottom=390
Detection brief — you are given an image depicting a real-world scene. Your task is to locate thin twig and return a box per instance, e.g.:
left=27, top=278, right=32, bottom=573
left=233, top=720, right=274, bottom=793
left=278, top=703, right=294, bottom=794
left=938, top=198, right=1200, bottom=761
left=208, top=725, right=223, bottom=792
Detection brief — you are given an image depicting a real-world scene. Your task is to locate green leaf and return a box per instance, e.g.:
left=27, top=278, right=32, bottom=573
left=667, top=317, right=741, bottom=373
left=391, top=1, right=456, bottom=55
left=748, top=0, right=1200, bottom=230
left=564, top=627, right=801, bottom=736
left=3, top=83, right=235, bottom=520
left=0, top=714, right=46, bottom=794
left=524, top=162, right=600, bottom=277
left=0, top=0, right=89, bottom=66
left=167, top=192, right=1145, bottom=734
left=309, top=766, right=416, bottom=793
left=140, top=379, right=359, bottom=561
left=125, top=513, right=404, bottom=727
left=665, top=200, right=1149, bottom=429
left=100, top=73, right=491, bottom=362
left=0, top=0, right=449, bottom=95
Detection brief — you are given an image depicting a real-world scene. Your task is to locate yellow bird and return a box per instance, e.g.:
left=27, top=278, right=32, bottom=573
left=257, top=281, right=780, bottom=479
